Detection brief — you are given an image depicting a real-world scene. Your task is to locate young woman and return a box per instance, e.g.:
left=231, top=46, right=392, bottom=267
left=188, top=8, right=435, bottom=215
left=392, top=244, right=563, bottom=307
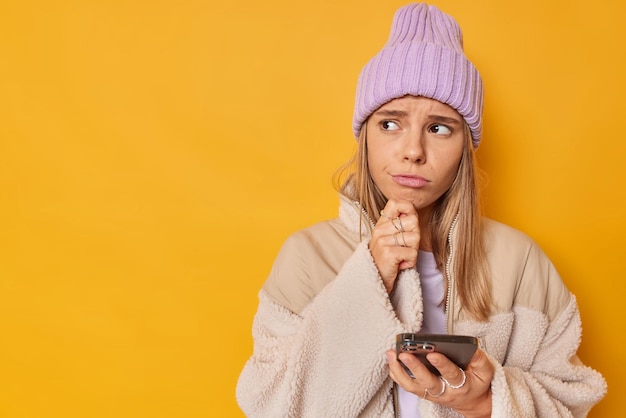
left=236, top=3, right=606, bottom=417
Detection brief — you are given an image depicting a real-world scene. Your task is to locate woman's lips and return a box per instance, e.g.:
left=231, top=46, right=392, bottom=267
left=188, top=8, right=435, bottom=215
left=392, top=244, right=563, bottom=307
left=392, top=175, right=429, bottom=188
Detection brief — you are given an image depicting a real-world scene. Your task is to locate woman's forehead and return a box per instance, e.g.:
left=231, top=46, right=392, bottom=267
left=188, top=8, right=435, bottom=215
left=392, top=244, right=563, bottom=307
left=375, top=96, right=462, bottom=119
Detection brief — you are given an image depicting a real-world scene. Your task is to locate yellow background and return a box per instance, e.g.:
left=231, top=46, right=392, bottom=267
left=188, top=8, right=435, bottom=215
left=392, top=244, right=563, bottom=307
left=1, top=0, right=623, bottom=416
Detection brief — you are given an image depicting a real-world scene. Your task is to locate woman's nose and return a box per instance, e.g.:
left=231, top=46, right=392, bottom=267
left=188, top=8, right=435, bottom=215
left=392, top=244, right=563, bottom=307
left=402, top=130, right=426, bottom=163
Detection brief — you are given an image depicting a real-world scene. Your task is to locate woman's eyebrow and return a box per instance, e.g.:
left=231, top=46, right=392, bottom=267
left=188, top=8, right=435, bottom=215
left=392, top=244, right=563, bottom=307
left=429, top=115, right=463, bottom=125
left=372, top=109, right=409, bottom=117
left=373, top=110, right=462, bottom=125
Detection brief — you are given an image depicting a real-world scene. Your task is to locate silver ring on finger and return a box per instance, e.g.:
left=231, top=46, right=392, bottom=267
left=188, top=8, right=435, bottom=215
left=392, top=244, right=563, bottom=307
left=441, top=367, right=467, bottom=389
left=391, top=217, right=404, bottom=232
left=400, top=231, right=407, bottom=247
left=393, top=232, right=406, bottom=247
left=425, top=376, right=446, bottom=398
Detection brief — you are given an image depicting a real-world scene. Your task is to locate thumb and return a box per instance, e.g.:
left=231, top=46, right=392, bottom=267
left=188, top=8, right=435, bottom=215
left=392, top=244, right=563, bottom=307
left=467, top=349, right=494, bottom=383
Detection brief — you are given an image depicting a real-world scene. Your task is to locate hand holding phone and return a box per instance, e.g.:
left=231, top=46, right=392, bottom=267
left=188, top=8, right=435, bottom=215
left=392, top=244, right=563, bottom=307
left=396, top=333, right=478, bottom=376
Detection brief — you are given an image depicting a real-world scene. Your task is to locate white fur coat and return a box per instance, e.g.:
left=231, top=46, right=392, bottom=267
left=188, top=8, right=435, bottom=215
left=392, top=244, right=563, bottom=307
left=236, top=197, right=606, bottom=417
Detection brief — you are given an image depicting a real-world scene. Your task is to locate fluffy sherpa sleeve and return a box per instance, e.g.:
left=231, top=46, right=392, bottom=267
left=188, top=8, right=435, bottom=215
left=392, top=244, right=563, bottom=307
left=488, top=242, right=607, bottom=417
left=425, top=240, right=607, bottom=418
left=236, top=239, right=421, bottom=417
left=488, top=295, right=607, bottom=418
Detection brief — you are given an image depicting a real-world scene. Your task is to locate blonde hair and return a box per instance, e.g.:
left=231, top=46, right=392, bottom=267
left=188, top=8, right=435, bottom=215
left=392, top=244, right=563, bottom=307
left=334, top=123, right=492, bottom=321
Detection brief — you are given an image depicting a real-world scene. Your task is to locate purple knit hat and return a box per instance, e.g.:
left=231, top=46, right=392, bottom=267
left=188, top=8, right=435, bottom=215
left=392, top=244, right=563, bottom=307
left=353, top=3, right=484, bottom=147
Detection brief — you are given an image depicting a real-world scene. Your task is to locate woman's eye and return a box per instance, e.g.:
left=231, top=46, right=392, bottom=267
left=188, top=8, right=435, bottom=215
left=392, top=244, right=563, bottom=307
left=429, top=124, right=451, bottom=135
left=381, top=120, right=399, bottom=131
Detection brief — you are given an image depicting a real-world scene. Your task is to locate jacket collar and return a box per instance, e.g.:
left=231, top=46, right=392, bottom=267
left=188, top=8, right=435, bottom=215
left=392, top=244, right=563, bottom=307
left=338, top=193, right=374, bottom=236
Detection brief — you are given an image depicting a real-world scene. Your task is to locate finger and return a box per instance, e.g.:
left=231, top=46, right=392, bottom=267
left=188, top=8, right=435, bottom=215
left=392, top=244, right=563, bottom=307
left=371, top=247, right=408, bottom=290
left=387, top=351, right=437, bottom=398
left=397, top=352, right=440, bottom=390
left=377, top=211, right=417, bottom=232
left=396, top=214, right=418, bottom=232
left=466, top=349, right=494, bottom=384
left=376, top=242, right=416, bottom=262
left=391, top=246, right=418, bottom=268
left=426, top=352, right=465, bottom=382
left=386, top=350, right=415, bottom=384
left=388, top=231, right=419, bottom=249
left=373, top=246, right=417, bottom=285
left=381, top=199, right=417, bottom=220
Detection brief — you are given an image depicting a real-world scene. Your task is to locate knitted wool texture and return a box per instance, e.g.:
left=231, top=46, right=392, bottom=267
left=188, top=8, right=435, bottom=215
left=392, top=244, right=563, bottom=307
left=353, top=3, right=484, bottom=147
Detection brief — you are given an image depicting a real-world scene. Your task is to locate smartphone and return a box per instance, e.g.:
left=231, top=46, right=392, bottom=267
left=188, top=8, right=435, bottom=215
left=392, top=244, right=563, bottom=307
left=396, top=333, right=478, bottom=376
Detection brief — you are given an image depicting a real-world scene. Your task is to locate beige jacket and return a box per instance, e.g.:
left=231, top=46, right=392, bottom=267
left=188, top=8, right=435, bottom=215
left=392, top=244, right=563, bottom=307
left=236, top=195, right=606, bottom=417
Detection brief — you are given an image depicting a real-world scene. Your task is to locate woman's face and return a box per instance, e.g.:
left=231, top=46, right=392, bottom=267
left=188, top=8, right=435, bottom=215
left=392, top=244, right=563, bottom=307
left=366, top=95, right=465, bottom=214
